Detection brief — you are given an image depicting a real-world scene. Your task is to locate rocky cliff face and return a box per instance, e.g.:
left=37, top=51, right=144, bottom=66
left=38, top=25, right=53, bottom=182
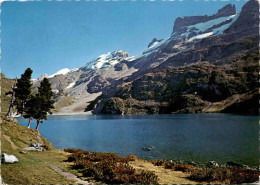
left=97, top=51, right=259, bottom=115
left=89, top=0, right=259, bottom=115
left=34, top=50, right=137, bottom=113
left=38, top=0, right=259, bottom=115
left=225, top=0, right=259, bottom=36
left=121, top=2, right=248, bottom=80
left=172, top=4, right=236, bottom=34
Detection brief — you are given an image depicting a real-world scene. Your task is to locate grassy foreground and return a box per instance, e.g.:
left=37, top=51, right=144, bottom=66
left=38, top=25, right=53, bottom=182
left=1, top=117, right=76, bottom=184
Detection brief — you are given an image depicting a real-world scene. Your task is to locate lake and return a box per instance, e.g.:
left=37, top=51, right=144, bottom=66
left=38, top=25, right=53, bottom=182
left=17, top=113, right=259, bottom=167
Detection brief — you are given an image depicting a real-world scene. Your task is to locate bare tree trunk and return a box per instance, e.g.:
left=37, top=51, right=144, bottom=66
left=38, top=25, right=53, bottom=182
left=27, top=117, right=32, bottom=128
left=35, top=119, right=40, bottom=130
left=7, top=77, right=18, bottom=118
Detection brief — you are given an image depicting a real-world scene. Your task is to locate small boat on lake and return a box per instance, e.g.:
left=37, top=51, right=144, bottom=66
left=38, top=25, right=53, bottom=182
left=142, top=145, right=154, bottom=151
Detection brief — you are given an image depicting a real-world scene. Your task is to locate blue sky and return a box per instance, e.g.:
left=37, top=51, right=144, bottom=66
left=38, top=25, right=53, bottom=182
left=2, top=0, right=246, bottom=79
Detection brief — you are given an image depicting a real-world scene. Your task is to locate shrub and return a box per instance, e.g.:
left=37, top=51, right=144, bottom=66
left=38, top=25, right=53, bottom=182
left=66, top=148, right=158, bottom=184
left=174, top=164, right=193, bottom=172
left=164, top=162, right=175, bottom=169
left=64, top=148, right=83, bottom=154
left=152, top=160, right=194, bottom=172
left=230, top=168, right=259, bottom=184
left=111, top=163, right=136, bottom=183
left=152, top=160, right=167, bottom=166
left=189, top=167, right=231, bottom=182
left=125, top=154, right=138, bottom=161
left=189, top=167, right=260, bottom=184
left=135, top=170, right=159, bottom=184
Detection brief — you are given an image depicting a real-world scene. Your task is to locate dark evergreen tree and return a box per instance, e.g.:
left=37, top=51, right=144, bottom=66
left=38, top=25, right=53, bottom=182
left=34, top=78, right=55, bottom=131
left=14, top=68, right=33, bottom=114
left=24, top=95, right=36, bottom=128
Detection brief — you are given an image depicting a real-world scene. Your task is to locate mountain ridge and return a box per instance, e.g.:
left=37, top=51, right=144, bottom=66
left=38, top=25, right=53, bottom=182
left=34, top=0, right=259, bottom=115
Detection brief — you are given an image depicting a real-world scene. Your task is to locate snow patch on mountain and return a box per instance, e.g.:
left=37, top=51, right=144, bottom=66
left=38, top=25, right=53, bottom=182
left=126, top=49, right=158, bottom=62
left=187, top=14, right=236, bottom=33
left=149, top=41, right=161, bottom=49
left=126, top=56, right=136, bottom=62
left=212, top=13, right=239, bottom=34
left=126, top=37, right=171, bottom=62
left=126, top=36, right=173, bottom=63
left=66, top=82, right=76, bottom=89
left=71, top=68, right=79, bottom=72
left=127, top=13, right=239, bottom=62
left=143, top=37, right=171, bottom=54
left=185, top=14, right=238, bottom=41
left=84, top=50, right=129, bottom=69
left=49, top=68, right=71, bottom=78
left=189, top=32, right=214, bottom=41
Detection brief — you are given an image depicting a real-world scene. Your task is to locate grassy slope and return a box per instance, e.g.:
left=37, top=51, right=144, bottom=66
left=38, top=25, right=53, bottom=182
left=52, top=95, right=75, bottom=113
left=1, top=117, right=75, bottom=184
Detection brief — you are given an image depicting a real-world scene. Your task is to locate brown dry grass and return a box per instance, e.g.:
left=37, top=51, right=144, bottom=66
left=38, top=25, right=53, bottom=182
left=129, top=159, right=198, bottom=184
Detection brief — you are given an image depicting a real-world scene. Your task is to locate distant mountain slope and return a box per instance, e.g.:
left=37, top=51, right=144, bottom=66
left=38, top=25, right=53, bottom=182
left=36, top=0, right=259, bottom=115
left=88, top=0, right=259, bottom=115
left=34, top=50, right=137, bottom=113
left=95, top=51, right=259, bottom=115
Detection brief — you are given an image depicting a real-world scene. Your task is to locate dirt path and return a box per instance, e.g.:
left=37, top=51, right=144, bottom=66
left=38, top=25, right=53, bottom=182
left=2, top=134, right=18, bottom=149
left=49, top=165, right=92, bottom=185
left=130, top=159, right=197, bottom=184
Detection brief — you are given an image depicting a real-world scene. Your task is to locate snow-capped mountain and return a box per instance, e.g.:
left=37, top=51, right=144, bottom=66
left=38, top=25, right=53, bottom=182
left=83, top=50, right=129, bottom=69
left=42, top=3, right=242, bottom=82
left=49, top=68, right=79, bottom=78
left=125, top=4, right=238, bottom=66
left=36, top=68, right=79, bottom=81
left=41, top=0, right=259, bottom=114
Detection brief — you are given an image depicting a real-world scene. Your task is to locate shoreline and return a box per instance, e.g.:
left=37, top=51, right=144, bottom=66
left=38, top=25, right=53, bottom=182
left=51, top=112, right=259, bottom=116
left=52, top=111, right=92, bottom=115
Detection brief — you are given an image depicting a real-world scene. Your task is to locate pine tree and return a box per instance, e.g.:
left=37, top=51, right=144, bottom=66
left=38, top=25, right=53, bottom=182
left=14, top=68, right=33, bottom=114
left=33, top=78, right=55, bottom=131
left=24, top=95, right=36, bottom=128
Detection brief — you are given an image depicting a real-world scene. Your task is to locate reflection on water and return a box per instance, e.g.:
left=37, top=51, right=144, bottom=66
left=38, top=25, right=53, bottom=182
left=17, top=113, right=259, bottom=166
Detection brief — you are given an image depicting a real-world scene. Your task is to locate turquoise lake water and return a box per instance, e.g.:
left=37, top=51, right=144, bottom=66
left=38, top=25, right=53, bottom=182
left=17, top=113, right=259, bottom=166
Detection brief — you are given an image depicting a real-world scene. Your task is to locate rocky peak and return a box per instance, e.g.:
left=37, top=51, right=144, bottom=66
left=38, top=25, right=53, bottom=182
left=83, top=50, right=129, bottom=69
left=224, top=0, right=259, bottom=35
left=240, top=0, right=259, bottom=13
left=216, top=4, right=236, bottom=17
left=37, top=74, right=48, bottom=81
left=148, top=38, right=163, bottom=48
left=109, top=50, right=129, bottom=59
left=172, top=4, right=236, bottom=34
